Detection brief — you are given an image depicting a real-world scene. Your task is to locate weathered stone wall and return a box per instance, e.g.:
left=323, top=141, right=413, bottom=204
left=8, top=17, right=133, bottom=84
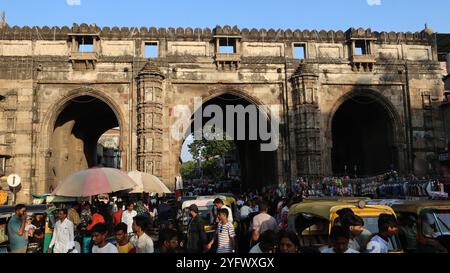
left=0, top=24, right=445, bottom=203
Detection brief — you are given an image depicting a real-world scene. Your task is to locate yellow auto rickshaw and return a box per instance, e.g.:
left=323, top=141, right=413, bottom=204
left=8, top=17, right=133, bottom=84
left=181, top=197, right=218, bottom=236
left=287, top=200, right=403, bottom=253
left=181, top=195, right=238, bottom=238
left=390, top=200, right=450, bottom=253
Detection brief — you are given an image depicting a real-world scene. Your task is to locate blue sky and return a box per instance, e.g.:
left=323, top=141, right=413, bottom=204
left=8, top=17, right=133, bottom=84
left=0, top=0, right=449, bottom=33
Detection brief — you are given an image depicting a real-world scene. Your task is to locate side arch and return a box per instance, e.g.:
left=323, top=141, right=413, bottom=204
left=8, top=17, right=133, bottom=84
left=326, top=88, right=405, bottom=175
left=40, top=88, right=126, bottom=150
left=327, top=88, right=403, bottom=139
left=38, top=88, right=127, bottom=191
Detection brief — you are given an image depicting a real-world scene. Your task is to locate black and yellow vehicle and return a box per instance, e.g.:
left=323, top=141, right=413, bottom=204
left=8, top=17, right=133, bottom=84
left=389, top=200, right=450, bottom=253
left=287, top=200, right=403, bottom=253
left=181, top=197, right=217, bottom=237
left=181, top=195, right=238, bottom=239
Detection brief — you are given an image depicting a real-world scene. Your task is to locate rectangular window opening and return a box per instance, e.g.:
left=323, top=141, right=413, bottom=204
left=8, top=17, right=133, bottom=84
left=219, top=38, right=237, bottom=54
left=293, top=44, right=306, bottom=60
left=76, top=36, right=94, bottom=52
left=145, top=42, right=159, bottom=58
left=79, top=44, right=94, bottom=53
left=354, top=41, right=368, bottom=55
left=422, top=92, right=432, bottom=109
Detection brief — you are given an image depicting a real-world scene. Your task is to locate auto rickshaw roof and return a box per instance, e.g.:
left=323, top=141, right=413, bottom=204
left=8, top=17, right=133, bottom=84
left=288, top=201, right=395, bottom=220
left=196, top=195, right=226, bottom=201
left=390, top=200, right=450, bottom=214
left=216, top=193, right=237, bottom=201
left=181, top=198, right=216, bottom=209
left=303, top=197, right=372, bottom=203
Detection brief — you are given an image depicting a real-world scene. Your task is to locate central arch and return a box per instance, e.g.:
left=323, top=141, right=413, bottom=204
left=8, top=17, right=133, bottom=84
left=180, top=91, right=278, bottom=191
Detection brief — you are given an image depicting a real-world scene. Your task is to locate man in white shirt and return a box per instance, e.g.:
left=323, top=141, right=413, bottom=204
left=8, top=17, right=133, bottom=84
left=239, top=202, right=253, bottom=221
left=366, top=214, right=398, bottom=253
left=250, top=199, right=259, bottom=213
left=237, top=198, right=245, bottom=208
left=321, top=226, right=359, bottom=254
left=91, top=223, right=118, bottom=253
left=121, top=202, right=137, bottom=234
left=130, top=215, right=154, bottom=253
left=250, top=202, right=278, bottom=244
left=48, top=209, right=75, bottom=253
left=213, top=198, right=233, bottom=224
left=342, top=214, right=372, bottom=251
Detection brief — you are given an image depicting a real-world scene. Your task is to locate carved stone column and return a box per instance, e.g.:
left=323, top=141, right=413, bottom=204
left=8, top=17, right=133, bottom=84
left=136, top=61, right=164, bottom=176
left=291, top=63, right=323, bottom=177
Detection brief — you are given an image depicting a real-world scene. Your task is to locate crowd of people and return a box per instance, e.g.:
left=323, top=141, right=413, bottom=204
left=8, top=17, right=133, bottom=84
left=6, top=197, right=172, bottom=253
left=4, top=180, right=409, bottom=254
left=7, top=172, right=439, bottom=254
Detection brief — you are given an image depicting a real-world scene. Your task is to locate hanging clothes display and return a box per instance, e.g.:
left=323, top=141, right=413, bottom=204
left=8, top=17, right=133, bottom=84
left=302, top=171, right=447, bottom=199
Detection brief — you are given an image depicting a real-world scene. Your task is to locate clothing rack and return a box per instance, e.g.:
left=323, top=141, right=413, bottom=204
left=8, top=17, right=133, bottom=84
left=298, top=171, right=445, bottom=198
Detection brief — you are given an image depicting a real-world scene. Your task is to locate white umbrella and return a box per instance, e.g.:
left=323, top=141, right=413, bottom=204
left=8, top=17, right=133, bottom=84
left=128, top=171, right=172, bottom=194
left=52, top=168, right=137, bottom=197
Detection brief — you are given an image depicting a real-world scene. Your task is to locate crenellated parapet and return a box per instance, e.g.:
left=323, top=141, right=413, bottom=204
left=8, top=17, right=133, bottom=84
left=0, top=23, right=435, bottom=45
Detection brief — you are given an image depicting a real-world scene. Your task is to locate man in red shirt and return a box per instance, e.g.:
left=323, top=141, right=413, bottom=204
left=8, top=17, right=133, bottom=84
left=112, top=201, right=124, bottom=227
left=86, top=206, right=105, bottom=231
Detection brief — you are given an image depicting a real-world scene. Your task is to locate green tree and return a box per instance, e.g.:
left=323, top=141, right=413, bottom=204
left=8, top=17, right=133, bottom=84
left=188, top=126, right=232, bottom=161
left=201, top=158, right=223, bottom=181
left=187, top=127, right=232, bottom=181
left=180, top=160, right=198, bottom=180
left=188, top=139, right=231, bottom=181
left=188, top=139, right=232, bottom=161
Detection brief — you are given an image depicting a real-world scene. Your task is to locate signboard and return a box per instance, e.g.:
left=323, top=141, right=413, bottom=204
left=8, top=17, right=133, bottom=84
left=7, top=174, right=21, bottom=188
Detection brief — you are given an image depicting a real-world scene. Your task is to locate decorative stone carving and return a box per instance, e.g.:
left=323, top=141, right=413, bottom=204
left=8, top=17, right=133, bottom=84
left=136, top=60, right=164, bottom=176
left=291, top=63, right=322, bottom=177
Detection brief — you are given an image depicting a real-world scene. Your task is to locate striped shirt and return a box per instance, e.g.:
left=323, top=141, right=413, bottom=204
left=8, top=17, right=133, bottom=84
left=216, top=222, right=235, bottom=253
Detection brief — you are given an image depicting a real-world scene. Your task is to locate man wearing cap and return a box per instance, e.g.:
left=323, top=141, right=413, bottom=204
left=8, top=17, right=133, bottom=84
left=185, top=204, right=207, bottom=253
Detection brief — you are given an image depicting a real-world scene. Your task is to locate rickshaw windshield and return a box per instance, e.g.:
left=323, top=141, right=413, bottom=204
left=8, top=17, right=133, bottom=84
left=183, top=206, right=214, bottom=226
left=421, top=210, right=450, bottom=238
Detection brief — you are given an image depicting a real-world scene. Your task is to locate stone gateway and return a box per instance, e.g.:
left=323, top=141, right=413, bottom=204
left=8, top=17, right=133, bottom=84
left=0, top=23, right=445, bottom=203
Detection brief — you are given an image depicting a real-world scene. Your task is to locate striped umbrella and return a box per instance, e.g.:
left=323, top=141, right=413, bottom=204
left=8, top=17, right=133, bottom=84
left=52, top=168, right=137, bottom=197
left=128, top=171, right=172, bottom=194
